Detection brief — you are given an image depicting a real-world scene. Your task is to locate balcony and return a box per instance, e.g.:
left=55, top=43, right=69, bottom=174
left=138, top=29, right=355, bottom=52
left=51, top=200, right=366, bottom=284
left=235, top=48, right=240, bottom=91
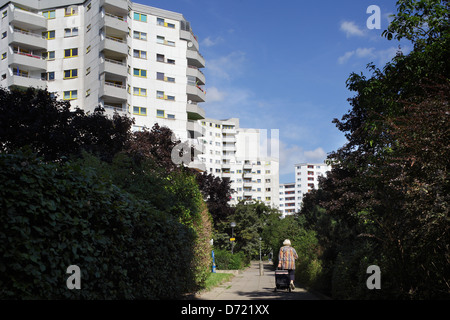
left=100, top=58, right=127, bottom=77
left=186, top=101, right=205, bottom=120
left=186, top=83, right=206, bottom=103
left=7, top=72, right=46, bottom=89
left=10, top=51, right=46, bottom=71
left=222, top=128, right=237, bottom=135
left=223, top=144, right=236, bottom=152
left=100, top=0, right=128, bottom=12
left=9, top=8, right=46, bottom=30
left=187, top=120, right=204, bottom=138
left=101, top=12, right=128, bottom=34
left=222, top=136, right=236, bottom=143
left=100, top=80, right=127, bottom=101
left=100, top=35, right=128, bottom=57
left=9, top=29, right=46, bottom=50
left=188, top=160, right=206, bottom=173
left=180, top=29, right=199, bottom=51
left=186, top=48, right=205, bottom=68
left=187, top=65, right=205, bottom=85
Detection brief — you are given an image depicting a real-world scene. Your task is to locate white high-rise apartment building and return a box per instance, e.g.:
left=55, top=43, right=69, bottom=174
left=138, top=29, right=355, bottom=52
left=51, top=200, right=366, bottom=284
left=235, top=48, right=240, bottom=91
left=0, top=0, right=206, bottom=145
left=198, top=118, right=279, bottom=208
left=279, top=163, right=331, bottom=217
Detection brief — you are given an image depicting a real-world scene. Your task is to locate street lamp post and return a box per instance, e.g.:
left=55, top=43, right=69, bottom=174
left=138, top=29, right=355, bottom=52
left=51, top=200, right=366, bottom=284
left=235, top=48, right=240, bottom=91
left=259, top=237, right=264, bottom=275
left=230, top=222, right=236, bottom=254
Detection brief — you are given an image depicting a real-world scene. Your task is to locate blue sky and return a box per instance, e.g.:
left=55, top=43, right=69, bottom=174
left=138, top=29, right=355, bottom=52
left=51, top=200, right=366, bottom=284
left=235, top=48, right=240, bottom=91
left=141, top=0, right=412, bottom=183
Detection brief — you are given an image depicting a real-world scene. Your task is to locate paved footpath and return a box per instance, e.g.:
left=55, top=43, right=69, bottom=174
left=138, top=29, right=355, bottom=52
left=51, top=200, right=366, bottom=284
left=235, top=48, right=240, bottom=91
left=194, top=261, right=320, bottom=300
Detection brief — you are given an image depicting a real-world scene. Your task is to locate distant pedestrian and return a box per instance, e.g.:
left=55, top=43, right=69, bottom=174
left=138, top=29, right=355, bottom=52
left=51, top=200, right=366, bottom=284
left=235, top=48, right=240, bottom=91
left=277, top=239, right=298, bottom=290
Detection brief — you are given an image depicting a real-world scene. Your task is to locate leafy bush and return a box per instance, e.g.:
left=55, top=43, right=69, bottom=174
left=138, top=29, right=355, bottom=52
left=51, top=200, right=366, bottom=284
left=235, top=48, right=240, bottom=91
left=0, top=151, right=198, bottom=299
left=213, top=249, right=249, bottom=270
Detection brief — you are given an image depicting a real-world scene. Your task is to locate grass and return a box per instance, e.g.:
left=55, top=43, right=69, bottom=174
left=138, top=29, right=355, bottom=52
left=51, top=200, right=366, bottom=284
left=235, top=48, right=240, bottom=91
left=203, top=272, right=234, bottom=292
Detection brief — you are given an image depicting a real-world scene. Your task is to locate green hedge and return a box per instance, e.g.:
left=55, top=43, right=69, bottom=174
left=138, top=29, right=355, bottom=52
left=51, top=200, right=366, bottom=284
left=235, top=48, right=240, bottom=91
left=213, top=249, right=249, bottom=270
left=0, top=151, right=198, bottom=299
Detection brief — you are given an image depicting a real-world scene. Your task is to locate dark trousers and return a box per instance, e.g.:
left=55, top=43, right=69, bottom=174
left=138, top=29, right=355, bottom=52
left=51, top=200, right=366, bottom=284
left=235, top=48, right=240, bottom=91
left=287, top=269, right=295, bottom=281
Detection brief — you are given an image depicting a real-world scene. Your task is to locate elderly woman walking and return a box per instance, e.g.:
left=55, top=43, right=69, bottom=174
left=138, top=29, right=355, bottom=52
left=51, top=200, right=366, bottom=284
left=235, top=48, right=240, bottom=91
left=277, top=239, right=298, bottom=290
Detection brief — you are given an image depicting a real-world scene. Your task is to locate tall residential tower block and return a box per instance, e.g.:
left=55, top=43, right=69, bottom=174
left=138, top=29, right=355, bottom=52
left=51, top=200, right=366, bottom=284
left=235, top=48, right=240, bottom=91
left=0, top=0, right=206, bottom=142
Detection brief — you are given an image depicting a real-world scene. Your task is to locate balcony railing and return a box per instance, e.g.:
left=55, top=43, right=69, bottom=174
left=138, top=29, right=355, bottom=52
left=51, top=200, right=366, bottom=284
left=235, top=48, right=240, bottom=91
left=13, top=28, right=46, bottom=39
left=105, top=12, right=126, bottom=22
left=13, top=50, right=43, bottom=60
left=104, top=57, right=125, bottom=65
left=105, top=81, right=125, bottom=89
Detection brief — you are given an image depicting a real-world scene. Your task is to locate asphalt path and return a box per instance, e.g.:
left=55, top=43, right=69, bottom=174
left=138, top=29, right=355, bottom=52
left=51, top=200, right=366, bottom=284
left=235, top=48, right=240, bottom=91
left=194, top=261, right=320, bottom=300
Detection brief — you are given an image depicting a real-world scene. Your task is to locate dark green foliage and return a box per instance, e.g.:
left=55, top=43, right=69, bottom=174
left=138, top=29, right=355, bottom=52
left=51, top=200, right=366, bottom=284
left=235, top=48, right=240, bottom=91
left=0, top=87, right=133, bottom=163
left=0, top=151, right=196, bottom=299
left=213, top=249, right=249, bottom=270
left=296, top=0, right=449, bottom=299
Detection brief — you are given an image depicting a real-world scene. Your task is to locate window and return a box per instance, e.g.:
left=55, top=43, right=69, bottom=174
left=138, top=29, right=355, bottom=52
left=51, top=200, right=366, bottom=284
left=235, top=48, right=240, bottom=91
left=133, top=87, right=147, bottom=96
left=64, top=28, right=78, bottom=37
left=133, top=12, right=147, bottom=22
left=64, top=48, right=78, bottom=58
left=41, top=72, right=55, bottom=81
left=63, top=90, right=78, bottom=100
left=1, top=31, right=6, bottom=39
left=42, top=30, right=55, bottom=40
left=87, top=3, right=91, bottom=11
left=156, top=110, right=164, bottom=118
left=65, top=7, right=78, bottom=16
left=64, top=69, right=78, bottom=79
left=86, top=24, right=91, bottom=32
left=156, top=54, right=164, bottom=62
left=86, top=67, right=91, bottom=75
left=43, top=10, right=55, bottom=19
left=2, top=11, right=7, bottom=18
left=157, top=17, right=175, bottom=28
left=42, top=51, right=55, bottom=60
left=133, top=106, right=147, bottom=115
left=156, top=91, right=174, bottom=101
left=1, top=52, right=6, bottom=60
left=133, top=49, right=147, bottom=59
left=156, top=35, right=175, bottom=46
left=167, top=59, right=175, bottom=64
left=12, top=67, right=28, bottom=77
left=156, top=72, right=164, bottom=81
left=86, top=45, right=91, bottom=53
left=133, top=68, right=147, bottom=78
left=133, top=31, right=147, bottom=40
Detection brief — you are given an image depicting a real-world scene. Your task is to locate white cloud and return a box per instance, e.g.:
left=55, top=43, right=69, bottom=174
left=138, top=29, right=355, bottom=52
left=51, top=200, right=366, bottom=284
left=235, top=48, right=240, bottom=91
left=201, top=36, right=224, bottom=47
left=279, top=142, right=327, bottom=176
left=338, top=46, right=409, bottom=65
left=340, top=21, right=365, bottom=37
left=304, top=147, right=327, bottom=163
left=206, top=51, right=246, bottom=81
left=338, top=50, right=355, bottom=64
left=205, top=86, right=226, bottom=103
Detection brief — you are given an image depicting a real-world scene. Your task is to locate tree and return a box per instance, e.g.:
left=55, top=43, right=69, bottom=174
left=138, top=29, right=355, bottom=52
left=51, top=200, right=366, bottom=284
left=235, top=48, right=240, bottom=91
left=308, top=0, right=449, bottom=298
left=0, top=87, right=133, bottom=162
left=195, top=171, right=234, bottom=229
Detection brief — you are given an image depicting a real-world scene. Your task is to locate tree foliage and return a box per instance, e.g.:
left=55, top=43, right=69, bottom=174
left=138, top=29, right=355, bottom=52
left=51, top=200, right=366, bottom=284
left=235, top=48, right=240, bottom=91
left=299, top=0, right=449, bottom=299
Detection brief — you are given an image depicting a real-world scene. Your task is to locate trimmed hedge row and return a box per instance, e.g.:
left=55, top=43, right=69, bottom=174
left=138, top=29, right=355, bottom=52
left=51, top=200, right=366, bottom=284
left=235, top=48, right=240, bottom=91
left=0, top=151, right=198, bottom=299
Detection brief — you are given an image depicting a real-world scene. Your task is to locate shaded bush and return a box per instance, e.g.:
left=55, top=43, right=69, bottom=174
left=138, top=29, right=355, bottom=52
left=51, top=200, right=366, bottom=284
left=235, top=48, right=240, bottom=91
left=213, top=249, right=249, bottom=270
left=0, top=151, right=197, bottom=299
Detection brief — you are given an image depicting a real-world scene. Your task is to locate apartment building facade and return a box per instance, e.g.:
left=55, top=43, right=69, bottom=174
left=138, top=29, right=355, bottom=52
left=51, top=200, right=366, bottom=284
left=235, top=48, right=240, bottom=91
left=279, top=163, right=331, bottom=217
left=197, top=118, right=279, bottom=208
left=0, top=0, right=206, bottom=144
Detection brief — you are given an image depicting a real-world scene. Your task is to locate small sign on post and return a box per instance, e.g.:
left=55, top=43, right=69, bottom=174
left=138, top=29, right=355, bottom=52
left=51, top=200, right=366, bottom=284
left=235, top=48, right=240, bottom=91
left=230, top=238, right=235, bottom=241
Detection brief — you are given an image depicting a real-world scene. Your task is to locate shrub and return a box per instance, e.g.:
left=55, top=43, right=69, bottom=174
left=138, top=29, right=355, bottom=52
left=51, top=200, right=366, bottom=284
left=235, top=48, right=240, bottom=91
left=213, top=249, right=249, bottom=270
left=0, top=151, right=197, bottom=299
